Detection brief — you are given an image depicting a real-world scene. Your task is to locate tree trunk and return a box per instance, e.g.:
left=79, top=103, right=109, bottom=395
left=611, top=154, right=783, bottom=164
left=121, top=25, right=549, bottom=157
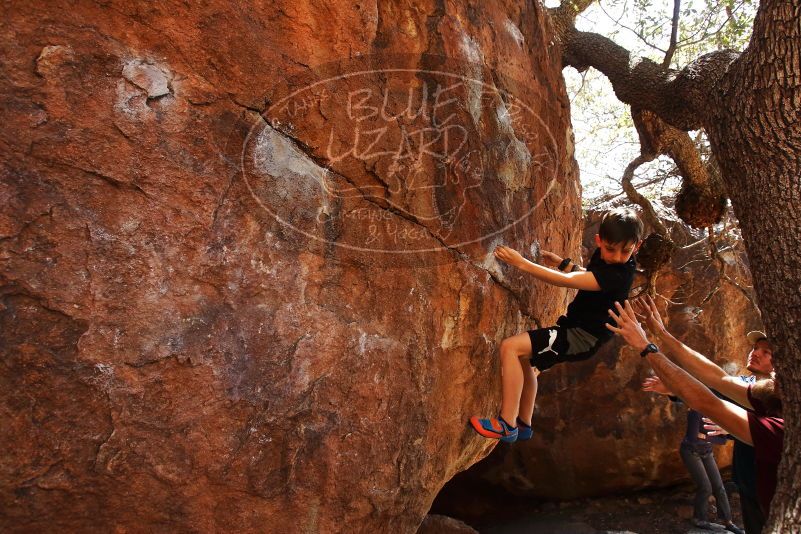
left=706, top=1, right=801, bottom=530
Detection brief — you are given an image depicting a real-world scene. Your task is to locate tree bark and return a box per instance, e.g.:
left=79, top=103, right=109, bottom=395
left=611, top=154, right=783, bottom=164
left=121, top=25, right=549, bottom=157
left=558, top=0, right=801, bottom=530
left=707, top=2, right=801, bottom=529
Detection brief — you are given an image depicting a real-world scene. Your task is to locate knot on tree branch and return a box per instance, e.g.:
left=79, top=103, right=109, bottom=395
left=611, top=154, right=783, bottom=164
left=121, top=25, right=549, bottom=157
left=675, top=179, right=727, bottom=229
left=637, top=232, right=677, bottom=274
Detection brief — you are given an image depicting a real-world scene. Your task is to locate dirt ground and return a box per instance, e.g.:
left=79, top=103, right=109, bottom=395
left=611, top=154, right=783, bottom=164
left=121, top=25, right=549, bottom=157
left=431, top=471, right=745, bottom=534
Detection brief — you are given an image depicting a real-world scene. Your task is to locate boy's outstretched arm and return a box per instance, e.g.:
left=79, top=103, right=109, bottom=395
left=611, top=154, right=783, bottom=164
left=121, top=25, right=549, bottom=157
left=494, top=246, right=601, bottom=291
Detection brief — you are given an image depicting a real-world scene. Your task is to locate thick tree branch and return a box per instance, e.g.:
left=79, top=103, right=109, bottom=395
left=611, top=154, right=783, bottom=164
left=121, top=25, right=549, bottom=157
left=549, top=0, right=596, bottom=36
left=559, top=27, right=739, bottom=130
left=553, top=7, right=731, bottom=229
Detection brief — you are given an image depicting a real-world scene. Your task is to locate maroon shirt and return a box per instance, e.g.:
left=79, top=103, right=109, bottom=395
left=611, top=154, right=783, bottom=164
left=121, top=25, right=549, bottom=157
left=746, top=385, right=785, bottom=515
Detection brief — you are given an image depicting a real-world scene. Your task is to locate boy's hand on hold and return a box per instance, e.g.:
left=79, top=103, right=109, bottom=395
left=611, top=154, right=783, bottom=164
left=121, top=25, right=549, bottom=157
left=642, top=376, right=672, bottom=395
left=494, top=246, right=525, bottom=268
left=606, top=300, right=650, bottom=352
left=540, top=250, right=562, bottom=267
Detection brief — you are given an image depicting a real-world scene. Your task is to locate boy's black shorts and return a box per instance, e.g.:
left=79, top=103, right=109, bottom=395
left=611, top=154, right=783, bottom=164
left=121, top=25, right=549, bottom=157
left=528, top=322, right=609, bottom=371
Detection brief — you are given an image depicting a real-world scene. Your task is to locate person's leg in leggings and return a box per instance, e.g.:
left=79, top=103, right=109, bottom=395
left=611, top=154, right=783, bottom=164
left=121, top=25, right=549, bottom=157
left=680, top=445, right=712, bottom=521
left=700, top=449, right=732, bottom=522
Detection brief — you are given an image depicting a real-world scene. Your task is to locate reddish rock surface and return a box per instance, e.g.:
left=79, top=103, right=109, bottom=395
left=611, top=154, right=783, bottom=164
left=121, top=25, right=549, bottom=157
left=434, top=211, right=761, bottom=507
left=1, top=1, right=580, bottom=532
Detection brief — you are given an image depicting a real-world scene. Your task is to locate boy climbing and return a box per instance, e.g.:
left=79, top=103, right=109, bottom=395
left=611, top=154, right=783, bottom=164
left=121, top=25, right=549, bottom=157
left=470, top=207, right=644, bottom=443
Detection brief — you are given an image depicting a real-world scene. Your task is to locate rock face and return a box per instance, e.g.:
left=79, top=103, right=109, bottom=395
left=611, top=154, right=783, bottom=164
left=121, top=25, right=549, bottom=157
left=433, top=211, right=761, bottom=512
left=1, top=2, right=580, bottom=532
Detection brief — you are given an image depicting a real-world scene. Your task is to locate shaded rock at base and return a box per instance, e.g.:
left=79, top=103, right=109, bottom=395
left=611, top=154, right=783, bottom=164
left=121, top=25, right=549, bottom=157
left=418, top=514, right=479, bottom=534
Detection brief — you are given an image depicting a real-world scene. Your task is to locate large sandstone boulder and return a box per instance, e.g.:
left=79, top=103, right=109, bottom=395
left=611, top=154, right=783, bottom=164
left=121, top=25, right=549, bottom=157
left=1, top=1, right=580, bottom=532
left=433, top=210, right=761, bottom=513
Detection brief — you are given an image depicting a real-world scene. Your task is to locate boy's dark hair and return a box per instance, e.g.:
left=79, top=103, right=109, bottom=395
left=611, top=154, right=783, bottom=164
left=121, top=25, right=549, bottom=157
left=599, top=208, right=644, bottom=245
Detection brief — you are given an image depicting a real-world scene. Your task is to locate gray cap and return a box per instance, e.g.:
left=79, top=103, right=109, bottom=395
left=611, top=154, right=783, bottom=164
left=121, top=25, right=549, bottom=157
left=747, top=330, right=768, bottom=345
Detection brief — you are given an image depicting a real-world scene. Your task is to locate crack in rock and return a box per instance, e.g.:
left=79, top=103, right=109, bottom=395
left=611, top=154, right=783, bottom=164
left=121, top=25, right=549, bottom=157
left=257, top=123, right=533, bottom=315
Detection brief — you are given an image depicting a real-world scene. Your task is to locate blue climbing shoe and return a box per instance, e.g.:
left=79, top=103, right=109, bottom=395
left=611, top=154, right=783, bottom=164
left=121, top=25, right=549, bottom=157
left=469, top=416, right=518, bottom=443
left=516, top=418, right=533, bottom=441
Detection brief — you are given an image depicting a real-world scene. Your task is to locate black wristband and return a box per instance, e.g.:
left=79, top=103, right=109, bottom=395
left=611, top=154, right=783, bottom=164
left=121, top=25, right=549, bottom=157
left=640, top=343, right=659, bottom=358
left=558, top=258, right=571, bottom=271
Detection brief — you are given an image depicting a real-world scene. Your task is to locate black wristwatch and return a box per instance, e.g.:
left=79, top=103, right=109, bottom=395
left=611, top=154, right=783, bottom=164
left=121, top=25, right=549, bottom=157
left=558, top=258, right=572, bottom=272
left=640, top=343, right=659, bottom=358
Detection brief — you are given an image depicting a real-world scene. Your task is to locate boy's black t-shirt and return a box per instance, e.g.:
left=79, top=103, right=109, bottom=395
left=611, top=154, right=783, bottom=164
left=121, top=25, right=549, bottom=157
left=560, top=248, right=636, bottom=339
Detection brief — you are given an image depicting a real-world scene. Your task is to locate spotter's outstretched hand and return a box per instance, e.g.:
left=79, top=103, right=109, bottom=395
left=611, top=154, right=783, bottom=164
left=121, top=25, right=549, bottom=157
left=606, top=300, right=650, bottom=352
left=702, top=417, right=728, bottom=437
left=642, top=375, right=672, bottom=396
left=631, top=295, right=666, bottom=335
